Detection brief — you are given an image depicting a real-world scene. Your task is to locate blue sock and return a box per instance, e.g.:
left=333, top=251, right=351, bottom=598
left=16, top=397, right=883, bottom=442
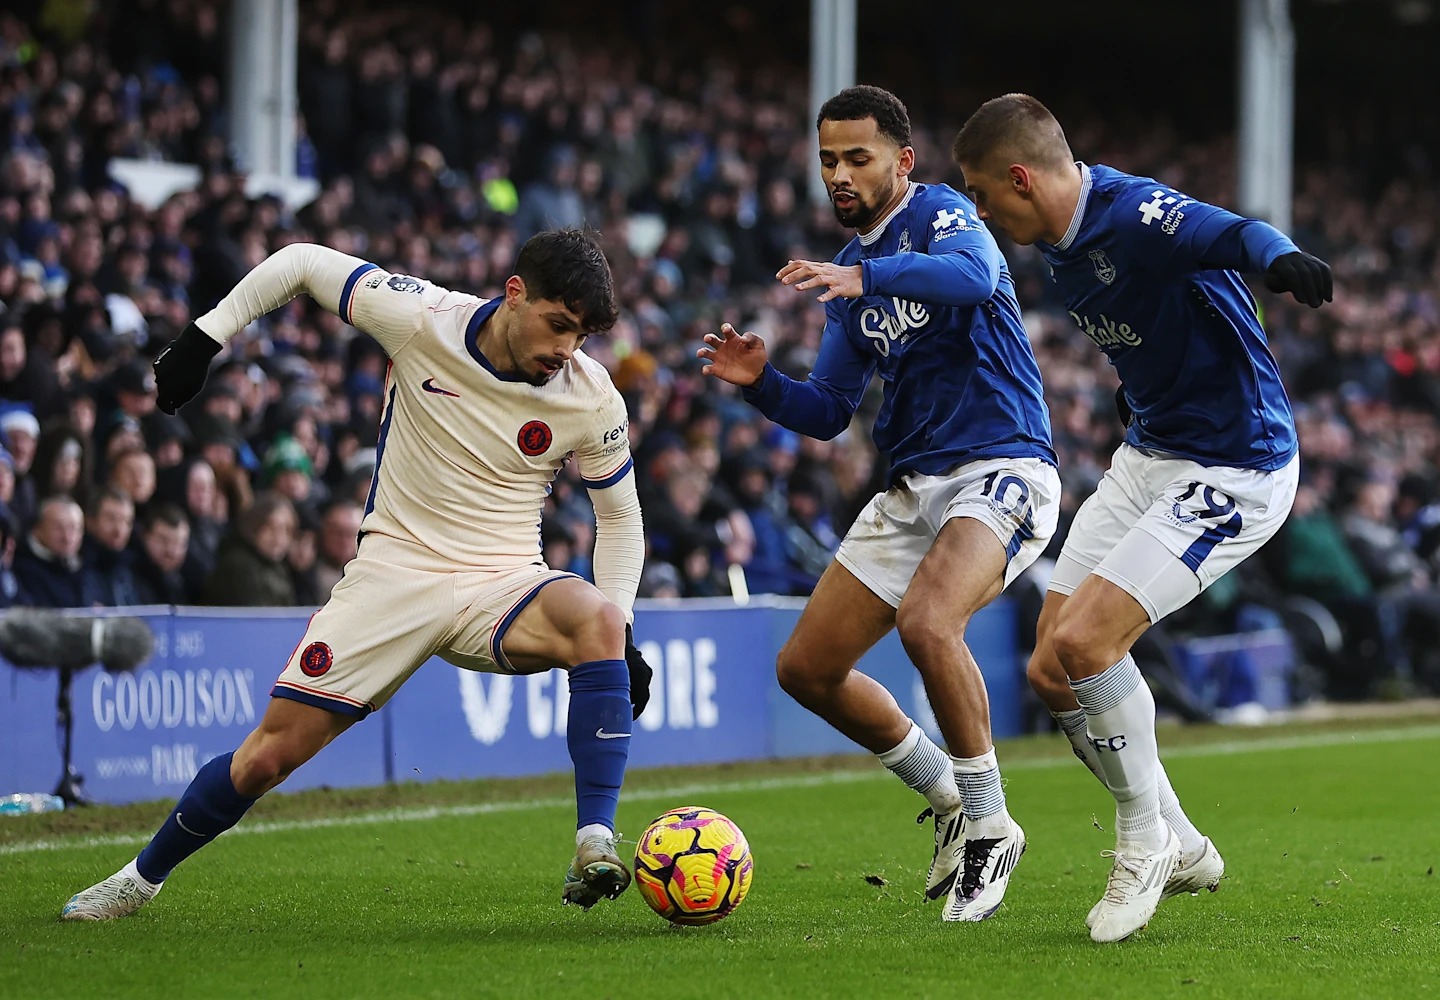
left=135, top=752, right=258, bottom=883
left=566, top=659, right=632, bottom=832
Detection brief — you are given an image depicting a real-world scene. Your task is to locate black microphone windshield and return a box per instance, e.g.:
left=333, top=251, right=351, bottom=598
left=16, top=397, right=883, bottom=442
left=0, top=609, right=156, bottom=672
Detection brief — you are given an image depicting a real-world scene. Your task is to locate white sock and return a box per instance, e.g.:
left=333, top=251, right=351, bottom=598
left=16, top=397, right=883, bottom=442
left=952, top=748, right=1006, bottom=826
left=877, top=722, right=962, bottom=814
left=1058, top=708, right=1203, bottom=859
left=1070, top=655, right=1165, bottom=851
left=121, top=858, right=161, bottom=892
left=1157, top=764, right=1205, bottom=861
left=576, top=823, right=613, bottom=845
left=1053, top=708, right=1106, bottom=783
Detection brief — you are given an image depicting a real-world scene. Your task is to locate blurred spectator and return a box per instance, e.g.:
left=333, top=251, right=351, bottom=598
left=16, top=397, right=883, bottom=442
left=0, top=512, right=19, bottom=609
left=81, top=487, right=139, bottom=607
left=262, top=434, right=318, bottom=514
left=514, top=146, right=587, bottom=241
left=2, top=409, right=41, bottom=527
left=1341, top=477, right=1440, bottom=691
left=202, top=492, right=299, bottom=607
left=1343, top=480, right=1427, bottom=591
left=132, top=503, right=193, bottom=606
left=288, top=506, right=322, bottom=606
left=14, top=495, right=97, bottom=608
left=107, top=446, right=157, bottom=507
left=724, top=449, right=795, bottom=595
left=145, top=413, right=191, bottom=473
left=155, top=456, right=225, bottom=593
left=0, top=322, right=61, bottom=419
left=0, top=447, right=14, bottom=517
left=637, top=560, right=682, bottom=599
left=314, top=498, right=362, bottom=598
left=1396, top=473, right=1440, bottom=580
left=106, top=360, right=158, bottom=423
left=31, top=420, right=92, bottom=508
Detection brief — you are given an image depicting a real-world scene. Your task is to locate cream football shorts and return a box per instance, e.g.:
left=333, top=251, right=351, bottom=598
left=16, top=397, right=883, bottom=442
left=273, top=533, right=576, bottom=716
left=1047, top=443, right=1299, bottom=623
left=836, top=455, right=1061, bottom=609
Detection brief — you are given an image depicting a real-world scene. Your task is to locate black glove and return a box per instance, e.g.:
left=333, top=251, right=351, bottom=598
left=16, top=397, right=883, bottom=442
left=624, top=624, right=653, bottom=721
left=1263, top=251, right=1333, bottom=308
left=154, top=322, right=224, bottom=414
left=1114, top=385, right=1133, bottom=428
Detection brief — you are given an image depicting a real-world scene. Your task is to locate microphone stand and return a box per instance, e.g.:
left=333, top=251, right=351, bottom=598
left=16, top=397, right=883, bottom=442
left=54, top=666, right=90, bottom=807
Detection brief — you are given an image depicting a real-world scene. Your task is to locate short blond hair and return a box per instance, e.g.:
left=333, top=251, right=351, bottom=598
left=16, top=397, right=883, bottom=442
left=952, top=93, right=1074, bottom=176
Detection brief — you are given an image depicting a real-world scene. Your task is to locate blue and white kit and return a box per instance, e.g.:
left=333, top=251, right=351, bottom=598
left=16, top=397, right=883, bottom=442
left=1039, top=163, right=1300, bottom=620
left=744, top=181, right=1059, bottom=605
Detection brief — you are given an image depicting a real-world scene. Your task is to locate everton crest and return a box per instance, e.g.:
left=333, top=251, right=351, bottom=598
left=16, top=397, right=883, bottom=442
left=1089, top=249, right=1116, bottom=285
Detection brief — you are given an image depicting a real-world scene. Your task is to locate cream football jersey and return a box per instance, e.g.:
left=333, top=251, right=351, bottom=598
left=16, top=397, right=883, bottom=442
left=335, top=264, right=633, bottom=570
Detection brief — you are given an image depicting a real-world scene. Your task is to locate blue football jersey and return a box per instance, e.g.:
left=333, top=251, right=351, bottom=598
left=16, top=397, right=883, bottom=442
left=1039, top=164, right=1298, bottom=471
left=744, top=182, right=1054, bottom=481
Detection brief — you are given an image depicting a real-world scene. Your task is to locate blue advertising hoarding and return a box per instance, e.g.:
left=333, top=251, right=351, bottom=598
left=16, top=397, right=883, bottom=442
left=386, top=604, right=779, bottom=782
left=764, top=599, right=1021, bottom=757
left=0, top=598, right=1021, bottom=805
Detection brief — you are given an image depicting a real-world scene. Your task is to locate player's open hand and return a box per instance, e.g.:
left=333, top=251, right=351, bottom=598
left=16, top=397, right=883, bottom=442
left=698, top=323, right=769, bottom=388
left=777, top=259, right=863, bottom=303
left=1263, top=251, right=1333, bottom=308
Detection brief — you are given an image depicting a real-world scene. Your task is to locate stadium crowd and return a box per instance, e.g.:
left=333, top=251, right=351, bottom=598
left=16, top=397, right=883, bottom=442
left=1, top=2, right=1438, bottom=698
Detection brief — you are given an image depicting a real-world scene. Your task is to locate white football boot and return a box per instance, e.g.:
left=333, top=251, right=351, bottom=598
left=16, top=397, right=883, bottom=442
left=1087, top=825, right=1182, bottom=943
left=918, top=806, right=965, bottom=901
left=942, top=815, right=1027, bottom=922
left=561, top=832, right=631, bottom=909
left=1087, top=834, right=1224, bottom=929
left=1162, top=837, right=1225, bottom=899
left=61, top=860, right=163, bottom=921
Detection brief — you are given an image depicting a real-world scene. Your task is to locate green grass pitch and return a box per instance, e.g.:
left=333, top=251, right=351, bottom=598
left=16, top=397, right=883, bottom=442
left=3, top=718, right=1438, bottom=1000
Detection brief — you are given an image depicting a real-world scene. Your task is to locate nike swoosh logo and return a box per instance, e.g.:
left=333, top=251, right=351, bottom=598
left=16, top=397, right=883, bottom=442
left=595, top=729, right=630, bottom=740
left=421, top=378, right=460, bottom=397
left=174, top=812, right=207, bottom=838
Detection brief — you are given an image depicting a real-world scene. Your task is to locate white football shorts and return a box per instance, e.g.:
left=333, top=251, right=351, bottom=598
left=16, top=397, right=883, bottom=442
left=1048, top=443, right=1300, bottom=623
left=836, top=455, right=1061, bottom=608
left=273, top=533, right=576, bottom=717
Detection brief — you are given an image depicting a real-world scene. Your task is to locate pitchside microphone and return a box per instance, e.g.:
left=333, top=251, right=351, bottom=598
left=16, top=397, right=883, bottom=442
left=0, top=608, right=155, bottom=672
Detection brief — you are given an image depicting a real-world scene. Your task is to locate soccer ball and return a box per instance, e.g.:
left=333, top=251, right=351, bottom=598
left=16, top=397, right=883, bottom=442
left=633, top=805, right=754, bottom=925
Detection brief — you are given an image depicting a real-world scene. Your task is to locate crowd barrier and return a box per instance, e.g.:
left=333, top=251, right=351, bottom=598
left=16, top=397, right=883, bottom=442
left=0, top=599, right=1022, bottom=805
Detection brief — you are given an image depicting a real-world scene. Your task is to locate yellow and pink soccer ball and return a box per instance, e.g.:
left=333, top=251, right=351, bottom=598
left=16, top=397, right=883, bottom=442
left=633, top=806, right=754, bottom=925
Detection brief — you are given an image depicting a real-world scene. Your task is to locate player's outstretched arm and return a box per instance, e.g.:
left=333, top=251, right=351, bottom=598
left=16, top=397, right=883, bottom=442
left=1123, top=188, right=1333, bottom=308
left=699, top=316, right=873, bottom=441
left=697, top=322, right=769, bottom=386
left=776, top=260, right=863, bottom=303
left=860, top=207, right=1003, bottom=308
left=155, top=243, right=421, bottom=413
left=774, top=207, right=1002, bottom=309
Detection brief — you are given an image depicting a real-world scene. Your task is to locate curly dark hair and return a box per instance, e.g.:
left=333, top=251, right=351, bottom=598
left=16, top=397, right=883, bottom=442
left=514, top=229, right=619, bottom=333
left=816, top=85, right=912, bottom=148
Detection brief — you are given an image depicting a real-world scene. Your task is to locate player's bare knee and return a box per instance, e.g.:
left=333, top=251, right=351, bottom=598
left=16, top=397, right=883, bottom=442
left=1026, top=652, right=1072, bottom=707
left=567, top=599, right=627, bottom=665
left=1049, top=614, right=1115, bottom=678
left=896, top=605, right=966, bottom=674
left=775, top=640, right=831, bottom=704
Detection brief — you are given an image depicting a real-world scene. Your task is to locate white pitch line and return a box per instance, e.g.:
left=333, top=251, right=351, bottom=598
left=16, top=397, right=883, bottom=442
left=4, top=723, right=1438, bottom=858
